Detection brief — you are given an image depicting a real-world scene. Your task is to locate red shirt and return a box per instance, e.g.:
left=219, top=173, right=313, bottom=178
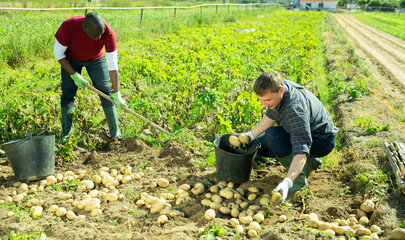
left=55, top=16, right=117, bottom=62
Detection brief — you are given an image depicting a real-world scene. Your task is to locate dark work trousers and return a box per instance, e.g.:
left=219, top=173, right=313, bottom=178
left=256, top=126, right=336, bottom=158
left=61, top=57, right=113, bottom=108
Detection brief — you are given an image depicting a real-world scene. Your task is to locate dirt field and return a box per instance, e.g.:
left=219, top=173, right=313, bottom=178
left=0, top=13, right=405, bottom=240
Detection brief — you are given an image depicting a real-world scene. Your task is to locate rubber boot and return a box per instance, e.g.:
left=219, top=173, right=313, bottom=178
left=103, top=106, right=121, bottom=138
left=277, top=154, right=308, bottom=195
left=61, top=107, right=75, bottom=138
left=303, top=157, right=322, bottom=177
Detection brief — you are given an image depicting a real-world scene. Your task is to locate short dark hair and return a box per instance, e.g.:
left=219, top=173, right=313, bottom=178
left=253, top=70, right=284, bottom=95
left=84, top=12, right=104, bottom=32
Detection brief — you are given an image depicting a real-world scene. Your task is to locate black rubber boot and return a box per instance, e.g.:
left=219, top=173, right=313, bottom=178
left=61, top=107, right=75, bottom=138
left=302, top=157, right=322, bottom=177
left=103, top=106, right=121, bottom=138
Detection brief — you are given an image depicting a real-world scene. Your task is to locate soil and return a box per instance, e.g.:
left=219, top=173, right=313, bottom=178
left=1, top=13, right=405, bottom=240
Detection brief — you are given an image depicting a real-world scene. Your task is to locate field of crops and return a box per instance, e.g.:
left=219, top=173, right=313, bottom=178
left=2, top=3, right=405, bottom=239
left=353, top=12, right=405, bottom=40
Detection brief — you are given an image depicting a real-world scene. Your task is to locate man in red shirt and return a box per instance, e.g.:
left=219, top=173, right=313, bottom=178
left=54, top=12, right=126, bottom=139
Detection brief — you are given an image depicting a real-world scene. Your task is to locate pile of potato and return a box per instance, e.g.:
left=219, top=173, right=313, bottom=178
left=301, top=199, right=385, bottom=239
left=135, top=179, right=284, bottom=237
left=1, top=165, right=145, bottom=220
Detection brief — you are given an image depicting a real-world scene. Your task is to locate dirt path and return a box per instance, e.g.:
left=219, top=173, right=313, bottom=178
left=333, top=13, right=405, bottom=90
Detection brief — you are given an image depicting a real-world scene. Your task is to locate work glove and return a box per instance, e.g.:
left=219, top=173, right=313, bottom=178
left=111, top=92, right=127, bottom=109
left=70, top=72, right=89, bottom=87
left=273, top=178, right=293, bottom=205
left=243, top=131, right=255, bottom=141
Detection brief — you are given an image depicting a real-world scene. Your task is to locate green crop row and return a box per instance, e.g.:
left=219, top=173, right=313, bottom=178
left=353, top=12, right=405, bottom=40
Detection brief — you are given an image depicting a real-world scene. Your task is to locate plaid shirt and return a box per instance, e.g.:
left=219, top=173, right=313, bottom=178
left=265, top=80, right=338, bottom=156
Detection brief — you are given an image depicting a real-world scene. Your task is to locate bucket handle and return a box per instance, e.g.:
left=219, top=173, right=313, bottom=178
left=3, top=134, right=32, bottom=155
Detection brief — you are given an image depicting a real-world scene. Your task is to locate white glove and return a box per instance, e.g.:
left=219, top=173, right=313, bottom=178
left=273, top=178, right=293, bottom=205
left=245, top=131, right=254, bottom=141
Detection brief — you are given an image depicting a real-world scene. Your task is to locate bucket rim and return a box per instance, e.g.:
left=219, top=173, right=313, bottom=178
left=214, top=133, right=261, bottom=156
left=2, top=134, right=55, bottom=147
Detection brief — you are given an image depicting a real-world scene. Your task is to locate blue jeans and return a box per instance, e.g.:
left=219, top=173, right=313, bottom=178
left=61, top=57, right=113, bottom=108
left=256, top=126, right=336, bottom=158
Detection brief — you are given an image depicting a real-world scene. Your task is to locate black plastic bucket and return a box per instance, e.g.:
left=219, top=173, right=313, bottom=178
left=214, top=133, right=260, bottom=184
left=2, top=135, right=55, bottom=182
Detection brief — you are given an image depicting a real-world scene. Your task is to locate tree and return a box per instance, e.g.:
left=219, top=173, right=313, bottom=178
left=358, top=0, right=367, bottom=8
left=400, top=0, right=405, bottom=9
left=368, top=0, right=381, bottom=7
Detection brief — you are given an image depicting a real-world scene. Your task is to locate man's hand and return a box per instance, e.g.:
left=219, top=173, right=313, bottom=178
left=273, top=178, right=293, bottom=205
left=70, top=72, right=89, bottom=87
left=111, top=92, right=127, bottom=109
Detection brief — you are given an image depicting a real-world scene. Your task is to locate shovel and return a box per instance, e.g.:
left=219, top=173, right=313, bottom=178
left=84, top=83, right=172, bottom=136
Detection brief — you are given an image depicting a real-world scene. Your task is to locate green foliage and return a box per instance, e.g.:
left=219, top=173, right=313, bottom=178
left=65, top=179, right=80, bottom=191
left=354, top=12, right=405, bottom=40
left=9, top=231, right=47, bottom=240
left=401, top=0, right=405, bottom=8
left=356, top=170, right=388, bottom=199
left=355, top=117, right=390, bottom=134
left=330, top=75, right=370, bottom=100
left=197, top=222, right=237, bottom=240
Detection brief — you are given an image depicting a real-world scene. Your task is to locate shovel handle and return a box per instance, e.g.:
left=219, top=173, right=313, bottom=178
left=84, top=84, right=172, bottom=136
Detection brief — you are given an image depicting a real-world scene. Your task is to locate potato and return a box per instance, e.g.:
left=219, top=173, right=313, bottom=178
left=191, top=187, right=204, bottom=196
left=56, top=207, right=67, bottom=217
left=356, top=228, right=371, bottom=236
left=248, top=187, right=259, bottom=193
left=18, top=183, right=28, bottom=193
left=121, top=175, right=132, bottom=184
left=211, top=195, right=222, bottom=203
left=219, top=188, right=234, bottom=199
left=369, top=225, right=381, bottom=233
left=249, top=221, right=261, bottom=232
left=13, top=194, right=24, bottom=202
left=201, top=199, right=211, bottom=207
left=356, top=209, right=367, bottom=218
left=66, top=211, right=77, bottom=220
left=335, top=226, right=349, bottom=235
left=151, top=203, right=166, bottom=214
left=157, top=214, right=168, bottom=224
left=230, top=218, right=239, bottom=227
left=205, top=209, right=215, bottom=221
left=210, top=185, right=219, bottom=194
left=48, top=205, right=59, bottom=213
left=157, top=178, right=170, bottom=188
left=247, top=193, right=257, bottom=201
left=145, top=195, right=159, bottom=205
left=7, top=212, right=14, bottom=217
left=31, top=206, right=43, bottom=218
left=219, top=206, right=231, bottom=215
left=278, top=215, right=287, bottom=223
left=324, top=229, right=336, bottom=236
left=254, top=212, right=265, bottom=223
left=235, top=225, right=244, bottom=234
left=360, top=199, right=375, bottom=213
left=179, top=184, right=191, bottom=191
left=391, top=228, right=405, bottom=240
left=248, top=230, right=258, bottom=237
left=84, top=200, right=100, bottom=212
left=260, top=195, right=271, bottom=205
left=106, top=193, right=118, bottom=202
left=359, top=216, right=369, bottom=226
left=5, top=196, right=12, bottom=203
left=240, top=216, right=253, bottom=225
left=306, top=219, right=321, bottom=228
left=227, top=182, right=234, bottom=189
left=271, top=192, right=282, bottom=202
left=209, top=202, right=222, bottom=210
left=238, top=134, right=250, bottom=145
left=231, top=208, right=240, bottom=218
left=240, top=202, right=249, bottom=209
left=90, top=209, right=102, bottom=217
left=229, top=135, right=241, bottom=147
left=318, top=222, right=332, bottom=230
